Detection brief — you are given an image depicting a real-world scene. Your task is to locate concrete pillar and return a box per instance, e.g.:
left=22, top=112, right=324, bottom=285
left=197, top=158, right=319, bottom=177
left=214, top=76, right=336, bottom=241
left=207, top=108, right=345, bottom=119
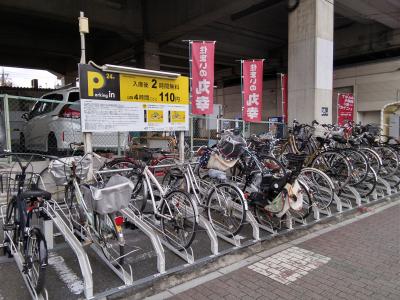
left=136, top=41, right=160, bottom=70
left=62, top=70, right=78, bottom=85
left=288, top=0, right=334, bottom=124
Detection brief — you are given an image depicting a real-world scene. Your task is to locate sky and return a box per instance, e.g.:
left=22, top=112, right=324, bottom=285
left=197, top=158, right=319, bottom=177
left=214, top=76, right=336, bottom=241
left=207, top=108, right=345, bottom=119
left=0, top=66, right=62, bottom=89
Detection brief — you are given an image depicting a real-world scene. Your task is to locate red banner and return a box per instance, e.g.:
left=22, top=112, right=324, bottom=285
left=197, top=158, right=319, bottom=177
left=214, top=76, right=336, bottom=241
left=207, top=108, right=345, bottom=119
left=337, top=93, right=355, bottom=125
left=281, top=74, right=288, bottom=124
left=242, top=60, right=263, bottom=122
left=191, top=41, right=215, bottom=115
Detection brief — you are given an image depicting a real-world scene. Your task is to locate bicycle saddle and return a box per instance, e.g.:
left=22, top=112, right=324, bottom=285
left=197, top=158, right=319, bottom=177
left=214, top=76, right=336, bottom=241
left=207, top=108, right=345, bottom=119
left=21, top=188, right=51, bottom=201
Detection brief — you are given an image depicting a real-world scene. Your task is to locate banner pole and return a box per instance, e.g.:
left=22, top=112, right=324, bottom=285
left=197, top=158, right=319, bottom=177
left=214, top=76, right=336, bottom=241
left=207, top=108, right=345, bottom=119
left=182, top=40, right=193, bottom=162
left=240, top=60, right=245, bottom=134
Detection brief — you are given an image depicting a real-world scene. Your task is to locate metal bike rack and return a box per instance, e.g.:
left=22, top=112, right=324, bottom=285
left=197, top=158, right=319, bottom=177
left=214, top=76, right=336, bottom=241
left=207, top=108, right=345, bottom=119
left=120, top=207, right=166, bottom=273
left=245, top=210, right=261, bottom=241
left=90, top=244, right=133, bottom=285
left=312, top=203, right=332, bottom=221
left=43, top=202, right=94, bottom=299
left=1, top=206, right=50, bottom=300
left=196, top=214, right=219, bottom=255
left=336, top=186, right=357, bottom=208
left=376, top=177, right=391, bottom=196
left=136, top=212, right=195, bottom=264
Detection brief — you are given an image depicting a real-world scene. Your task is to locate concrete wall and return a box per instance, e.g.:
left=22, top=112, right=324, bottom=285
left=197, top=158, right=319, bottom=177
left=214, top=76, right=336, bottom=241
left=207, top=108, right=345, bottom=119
left=218, top=58, right=400, bottom=125
left=215, top=79, right=281, bottom=121
left=334, top=59, right=400, bottom=124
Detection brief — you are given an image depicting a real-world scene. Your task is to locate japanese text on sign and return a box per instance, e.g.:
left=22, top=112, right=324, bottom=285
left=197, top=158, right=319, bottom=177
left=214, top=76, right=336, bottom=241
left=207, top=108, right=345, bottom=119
left=243, top=60, right=264, bottom=122
left=337, top=93, right=354, bottom=126
left=78, top=63, right=189, bottom=132
left=191, top=41, right=215, bottom=115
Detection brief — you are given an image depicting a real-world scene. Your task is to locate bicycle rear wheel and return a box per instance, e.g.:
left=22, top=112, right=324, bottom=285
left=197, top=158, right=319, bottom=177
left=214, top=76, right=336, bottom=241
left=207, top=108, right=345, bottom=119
left=160, top=190, right=197, bottom=249
left=95, top=213, right=125, bottom=266
left=206, top=183, right=246, bottom=236
left=26, top=228, right=47, bottom=294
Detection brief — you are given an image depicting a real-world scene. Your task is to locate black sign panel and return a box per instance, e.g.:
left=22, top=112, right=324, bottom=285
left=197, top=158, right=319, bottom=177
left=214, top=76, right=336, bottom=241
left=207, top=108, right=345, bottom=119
left=78, top=64, right=120, bottom=100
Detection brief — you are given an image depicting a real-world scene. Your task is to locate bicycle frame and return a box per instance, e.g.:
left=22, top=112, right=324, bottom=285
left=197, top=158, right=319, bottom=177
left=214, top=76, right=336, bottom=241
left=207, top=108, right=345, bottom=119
left=142, top=165, right=197, bottom=222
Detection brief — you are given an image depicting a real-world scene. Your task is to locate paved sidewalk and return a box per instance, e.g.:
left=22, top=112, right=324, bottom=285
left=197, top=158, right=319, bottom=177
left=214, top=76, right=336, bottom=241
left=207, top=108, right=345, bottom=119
left=165, top=203, right=400, bottom=300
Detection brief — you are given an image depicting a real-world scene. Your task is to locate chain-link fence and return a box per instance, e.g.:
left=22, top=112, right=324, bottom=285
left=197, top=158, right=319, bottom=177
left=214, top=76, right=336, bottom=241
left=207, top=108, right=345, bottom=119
left=189, top=115, right=286, bottom=151
left=0, top=94, right=288, bottom=159
left=0, top=94, right=128, bottom=157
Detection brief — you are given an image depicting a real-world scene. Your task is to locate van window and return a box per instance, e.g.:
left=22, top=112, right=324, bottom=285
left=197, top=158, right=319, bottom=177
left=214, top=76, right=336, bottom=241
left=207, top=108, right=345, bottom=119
left=43, top=94, right=63, bottom=101
left=68, top=92, right=80, bottom=102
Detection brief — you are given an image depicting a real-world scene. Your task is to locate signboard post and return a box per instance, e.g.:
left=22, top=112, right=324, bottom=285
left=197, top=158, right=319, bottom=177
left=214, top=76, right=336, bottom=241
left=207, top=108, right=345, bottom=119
left=337, top=93, right=355, bottom=125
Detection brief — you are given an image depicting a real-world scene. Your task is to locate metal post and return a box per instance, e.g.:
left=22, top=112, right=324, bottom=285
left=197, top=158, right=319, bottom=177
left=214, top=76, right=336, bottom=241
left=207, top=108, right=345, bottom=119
left=117, top=132, right=121, bottom=156
left=179, top=131, right=185, bottom=162
left=190, top=116, right=194, bottom=152
left=3, top=95, right=12, bottom=153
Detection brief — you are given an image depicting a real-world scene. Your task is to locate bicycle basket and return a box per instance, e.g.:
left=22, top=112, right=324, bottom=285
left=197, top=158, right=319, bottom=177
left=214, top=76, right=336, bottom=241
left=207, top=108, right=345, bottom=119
left=0, top=171, right=41, bottom=201
left=284, top=153, right=307, bottom=175
left=86, top=175, right=135, bottom=215
left=217, top=133, right=246, bottom=159
left=49, top=156, right=91, bottom=186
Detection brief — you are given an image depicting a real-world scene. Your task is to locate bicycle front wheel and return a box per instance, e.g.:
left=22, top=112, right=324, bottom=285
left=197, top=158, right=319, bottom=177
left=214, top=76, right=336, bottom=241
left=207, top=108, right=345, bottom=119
left=299, top=167, right=335, bottom=210
left=311, top=150, right=352, bottom=190
left=160, top=190, right=197, bottom=249
left=26, top=228, right=47, bottom=294
left=206, top=183, right=247, bottom=236
left=288, top=181, right=312, bottom=219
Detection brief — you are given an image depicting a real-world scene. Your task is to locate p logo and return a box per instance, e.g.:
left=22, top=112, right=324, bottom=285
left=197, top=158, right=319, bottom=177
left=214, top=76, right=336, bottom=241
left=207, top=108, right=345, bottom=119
left=87, top=71, right=105, bottom=97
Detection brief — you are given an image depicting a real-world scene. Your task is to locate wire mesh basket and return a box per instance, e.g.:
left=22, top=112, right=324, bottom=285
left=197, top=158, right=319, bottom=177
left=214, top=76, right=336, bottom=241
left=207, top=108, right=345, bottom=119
left=0, top=171, right=41, bottom=203
left=49, top=156, right=91, bottom=186
left=284, top=153, right=308, bottom=177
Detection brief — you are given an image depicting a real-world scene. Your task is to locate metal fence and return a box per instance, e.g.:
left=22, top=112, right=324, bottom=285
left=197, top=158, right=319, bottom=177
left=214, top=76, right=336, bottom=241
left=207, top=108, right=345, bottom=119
left=189, top=115, right=286, bottom=151
left=0, top=94, right=128, bottom=156
left=0, top=94, right=287, bottom=157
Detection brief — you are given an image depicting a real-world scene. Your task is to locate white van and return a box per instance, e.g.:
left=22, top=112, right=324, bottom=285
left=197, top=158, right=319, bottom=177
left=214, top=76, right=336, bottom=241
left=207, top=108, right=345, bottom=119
left=20, top=87, right=128, bottom=153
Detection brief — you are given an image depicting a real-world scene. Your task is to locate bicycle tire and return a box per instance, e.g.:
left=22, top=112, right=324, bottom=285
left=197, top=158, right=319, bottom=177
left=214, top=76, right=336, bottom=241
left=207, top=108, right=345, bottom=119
left=26, top=227, right=47, bottom=294
left=95, top=213, right=125, bottom=266
left=206, top=182, right=247, bottom=236
left=340, top=148, right=369, bottom=186
left=288, top=180, right=312, bottom=220
left=375, top=146, right=399, bottom=179
left=299, top=167, right=335, bottom=210
left=311, top=150, right=352, bottom=191
left=160, top=190, right=197, bottom=249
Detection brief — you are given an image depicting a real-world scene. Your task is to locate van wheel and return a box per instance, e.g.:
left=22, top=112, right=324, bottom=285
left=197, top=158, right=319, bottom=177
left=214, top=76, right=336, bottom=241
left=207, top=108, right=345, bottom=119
left=47, top=133, right=58, bottom=155
left=19, top=133, right=26, bottom=152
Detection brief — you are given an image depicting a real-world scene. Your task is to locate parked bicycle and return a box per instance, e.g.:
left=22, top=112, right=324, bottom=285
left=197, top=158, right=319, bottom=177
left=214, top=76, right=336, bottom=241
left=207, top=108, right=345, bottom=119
left=2, top=152, right=53, bottom=294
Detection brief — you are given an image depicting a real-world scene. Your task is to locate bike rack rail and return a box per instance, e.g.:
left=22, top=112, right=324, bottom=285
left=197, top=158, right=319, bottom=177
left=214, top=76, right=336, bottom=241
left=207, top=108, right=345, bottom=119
left=43, top=202, right=94, bottom=299
left=376, top=177, right=391, bottom=196
left=121, top=206, right=166, bottom=273
left=0, top=205, right=50, bottom=300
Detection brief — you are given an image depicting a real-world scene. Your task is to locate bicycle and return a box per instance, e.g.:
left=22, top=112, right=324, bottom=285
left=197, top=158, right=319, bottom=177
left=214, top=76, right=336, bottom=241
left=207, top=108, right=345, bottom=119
left=48, top=153, right=134, bottom=266
left=162, top=161, right=247, bottom=236
left=114, top=160, right=199, bottom=249
left=2, top=152, right=53, bottom=294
